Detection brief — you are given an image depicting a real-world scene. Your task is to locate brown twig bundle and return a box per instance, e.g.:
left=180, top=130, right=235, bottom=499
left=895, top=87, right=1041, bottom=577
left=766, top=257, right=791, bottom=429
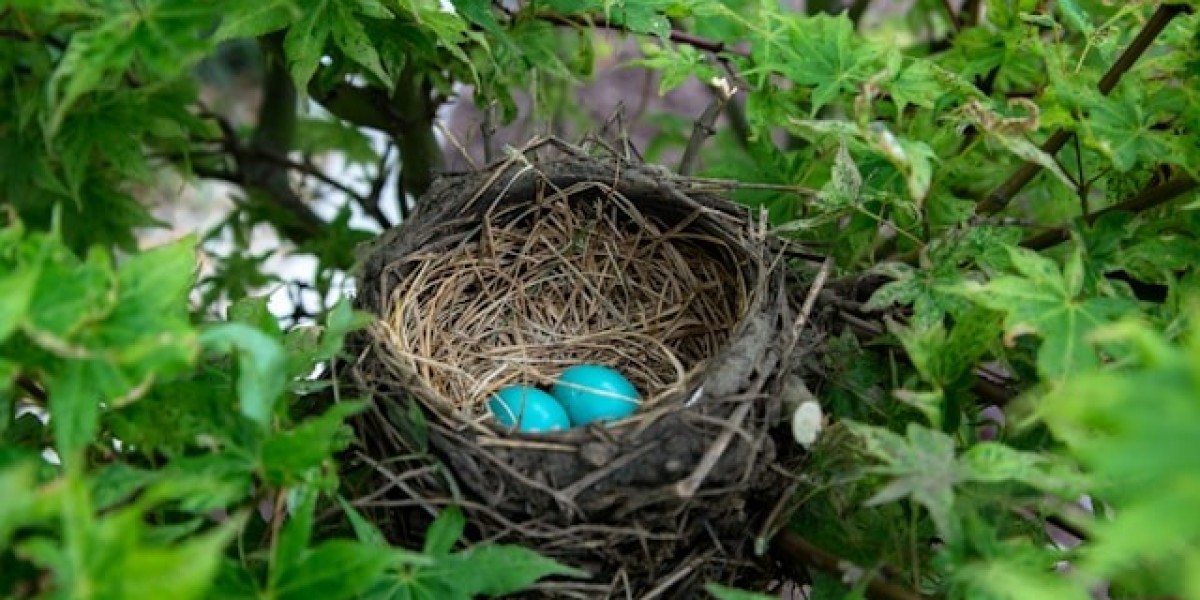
left=352, top=138, right=809, bottom=598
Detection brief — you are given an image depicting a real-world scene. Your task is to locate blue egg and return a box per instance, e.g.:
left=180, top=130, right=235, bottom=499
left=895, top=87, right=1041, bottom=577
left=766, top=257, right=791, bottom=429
left=488, top=385, right=570, bottom=433
left=551, top=365, right=640, bottom=426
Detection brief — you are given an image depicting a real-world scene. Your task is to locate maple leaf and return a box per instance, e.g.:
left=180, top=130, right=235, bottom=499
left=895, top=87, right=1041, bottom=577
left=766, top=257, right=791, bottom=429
left=773, top=13, right=884, bottom=114
left=1078, top=86, right=1192, bottom=173
left=957, top=245, right=1135, bottom=380
left=848, top=422, right=962, bottom=541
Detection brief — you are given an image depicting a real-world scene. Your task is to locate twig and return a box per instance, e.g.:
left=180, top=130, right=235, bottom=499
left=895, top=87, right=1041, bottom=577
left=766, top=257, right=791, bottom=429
left=771, top=531, right=935, bottom=600
left=534, top=11, right=748, bottom=63
left=789, top=257, right=834, bottom=355
left=1045, top=514, right=1089, bottom=543
left=938, top=0, right=961, bottom=33
left=977, top=4, right=1190, bottom=215
left=678, top=80, right=736, bottom=175
left=1020, top=174, right=1198, bottom=251
left=0, top=28, right=35, bottom=41
left=362, top=143, right=395, bottom=229
left=960, top=0, right=983, bottom=27
left=674, top=401, right=753, bottom=499
left=246, top=149, right=373, bottom=206
left=481, top=100, right=498, bottom=164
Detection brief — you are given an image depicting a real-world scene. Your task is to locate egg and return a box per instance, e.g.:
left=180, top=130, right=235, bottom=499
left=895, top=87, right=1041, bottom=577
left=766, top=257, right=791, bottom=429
left=488, top=385, right=570, bottom=433
left=551, top=364, right=640, bottom=426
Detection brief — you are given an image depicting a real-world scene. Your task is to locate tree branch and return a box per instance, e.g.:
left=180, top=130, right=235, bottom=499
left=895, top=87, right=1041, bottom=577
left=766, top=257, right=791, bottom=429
left=1020, top=174, right=1198, bottom=251
left=977, top=4, right=1190, bottom=215
left=239, top=32, right=326, bottom=244
left=390, top=62, right=443, bottom=203
left=771, top=531, right=936, bottom=600
left=679, top=82, right=735, bottom=175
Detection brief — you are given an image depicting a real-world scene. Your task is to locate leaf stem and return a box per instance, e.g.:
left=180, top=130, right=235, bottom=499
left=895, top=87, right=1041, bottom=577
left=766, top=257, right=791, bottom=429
left=977, top=3, right=1190, bottom=215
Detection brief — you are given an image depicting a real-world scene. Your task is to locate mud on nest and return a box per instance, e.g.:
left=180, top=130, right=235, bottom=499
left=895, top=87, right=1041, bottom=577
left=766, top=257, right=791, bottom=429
left=352, top=140, right=809, bottom=598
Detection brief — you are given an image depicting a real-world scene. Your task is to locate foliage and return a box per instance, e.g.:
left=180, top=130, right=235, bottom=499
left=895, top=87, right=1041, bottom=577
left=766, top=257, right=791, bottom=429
left=2, top=0, right=1199, bottom=599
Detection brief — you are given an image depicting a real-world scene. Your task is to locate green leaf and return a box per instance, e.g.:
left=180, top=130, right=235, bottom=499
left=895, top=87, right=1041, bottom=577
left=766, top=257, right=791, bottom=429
left=260, top=401, right=365, bottom=484
left=1079, top=88, right=1189, bottom=173
left=773, top=13, right=884, bottom=114
left=228, top=295, right=281, bottom=337
left=332, top=4, right=393, bottom=87
left=870, top=127, right=936, bottom=203
left=434, top=544, right=588, bottom=597
left=705, top=583, right=778, bottom=599
left=216, top=0, right=303, bottom=40
left=847, top=422, right=963, bottom=542
left=0, top=262, right=39, bottom=342
left=100, top=235, right=199, bottom=377
left=26, top=244, right=117, bottom=342
left=450, top=0, right=502, bottom=34
left=274, top=540, right=393, bottom=600
left=49, top=360, right=102, bottom=463
left=959, top=443, right=1082, bottom=495
left=0, top=461, right=40, bottom=548
left=957, top=245, right=1134, bottom=379
left=890, top=306, right=1002, bottom=389
left=283, top=0, right=334, bottom=92
left=990, top=132, right=1077, bottom=191
left=954, top=554, right=1093, bottom=600
left=867, top=262, right=973, bottom=329
left=338, top=496, right=388, bottom=546
left=274, top=486, right=318, bottom=579
left=611, top=4, right=670, bottom=38
left=423, top=505, right=465, bottom=555
left=47, top=0, right=225, bottom=133
left=199, top=323, right=288, bottom=429
left=103, top=517, right=239, bottom=600
left=1056, top=0, right=1095, bottom=35
left=816, top=142, right=862, bottom=211
left=316, top=299, right=373, bottom=362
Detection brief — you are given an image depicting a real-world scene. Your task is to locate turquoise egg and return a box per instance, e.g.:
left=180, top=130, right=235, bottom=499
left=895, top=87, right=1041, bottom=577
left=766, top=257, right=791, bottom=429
left=488, top=385, right=570, bottom=433
left=551, top=364, right=640, bottom=426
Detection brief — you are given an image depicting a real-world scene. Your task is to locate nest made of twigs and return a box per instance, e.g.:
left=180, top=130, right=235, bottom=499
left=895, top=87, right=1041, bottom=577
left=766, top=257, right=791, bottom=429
left=352, top=139, right=806, bottom=599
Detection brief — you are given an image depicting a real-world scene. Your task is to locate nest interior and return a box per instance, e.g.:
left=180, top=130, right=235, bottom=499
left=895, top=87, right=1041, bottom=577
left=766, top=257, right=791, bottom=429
left=353, top=144, right=807, bottom=598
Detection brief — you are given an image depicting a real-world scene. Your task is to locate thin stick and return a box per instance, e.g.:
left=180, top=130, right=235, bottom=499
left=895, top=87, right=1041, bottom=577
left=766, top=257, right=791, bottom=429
left=673, top=401, right=753, bottom=499
left=790, top=257, right=834, bottom=353
left=535, top=12, right=748, bottom=63
left=639, top=552, right=712, bottom=600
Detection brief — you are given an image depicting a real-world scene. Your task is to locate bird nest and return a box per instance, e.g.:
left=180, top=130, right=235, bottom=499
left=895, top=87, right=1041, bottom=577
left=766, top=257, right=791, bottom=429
left=351, top=140, right=807, bottom=598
